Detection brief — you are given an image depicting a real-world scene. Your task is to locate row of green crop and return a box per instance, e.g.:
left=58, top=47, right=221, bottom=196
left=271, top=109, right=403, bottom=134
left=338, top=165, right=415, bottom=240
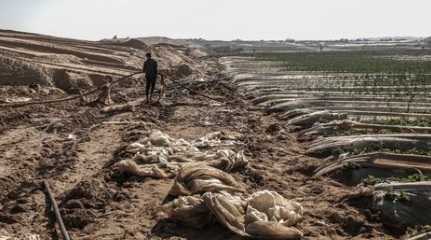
left=254, top=50, right=431, bottom=74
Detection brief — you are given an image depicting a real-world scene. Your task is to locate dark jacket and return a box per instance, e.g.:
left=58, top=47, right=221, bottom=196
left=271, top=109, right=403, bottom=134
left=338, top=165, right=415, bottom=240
left=143, top=58, right=158, bottom=80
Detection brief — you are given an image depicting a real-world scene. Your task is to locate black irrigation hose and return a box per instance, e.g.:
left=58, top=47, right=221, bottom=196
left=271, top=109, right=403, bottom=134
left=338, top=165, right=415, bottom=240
left=43, top=180, right=71, bottom=240
left=0, top=71, right=225, bottom=109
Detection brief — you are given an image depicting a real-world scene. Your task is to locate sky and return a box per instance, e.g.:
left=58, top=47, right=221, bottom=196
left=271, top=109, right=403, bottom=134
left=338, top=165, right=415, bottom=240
left=1, top=0, right=430, bottom=41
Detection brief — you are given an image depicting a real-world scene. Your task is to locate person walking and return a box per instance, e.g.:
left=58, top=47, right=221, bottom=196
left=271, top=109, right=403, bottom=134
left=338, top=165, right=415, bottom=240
left=143, top=53, right=158, bottom=104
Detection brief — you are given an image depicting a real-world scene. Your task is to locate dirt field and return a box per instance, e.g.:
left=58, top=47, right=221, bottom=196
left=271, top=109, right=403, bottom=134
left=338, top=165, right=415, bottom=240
left=0, top=31, right=424, bottom=240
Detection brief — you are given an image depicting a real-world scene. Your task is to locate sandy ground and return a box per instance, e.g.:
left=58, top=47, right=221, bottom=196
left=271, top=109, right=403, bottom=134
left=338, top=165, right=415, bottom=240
left=0, top=30, right=401, bottom=240
left=0, top=69, right=396, bottom=240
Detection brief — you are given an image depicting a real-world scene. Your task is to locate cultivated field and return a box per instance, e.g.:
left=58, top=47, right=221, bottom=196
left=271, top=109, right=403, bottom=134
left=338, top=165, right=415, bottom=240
left=223, top=49, right=431, bottom=238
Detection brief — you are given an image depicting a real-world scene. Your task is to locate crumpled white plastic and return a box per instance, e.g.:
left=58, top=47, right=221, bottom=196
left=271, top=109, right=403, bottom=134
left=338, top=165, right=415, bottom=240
left=114, top=130, right=247, bottom=178
left=192, top=131, right=241, bottom=149
left=203, top=191, right=304, bottom=239
left=168, top=164, right=245, bottom=196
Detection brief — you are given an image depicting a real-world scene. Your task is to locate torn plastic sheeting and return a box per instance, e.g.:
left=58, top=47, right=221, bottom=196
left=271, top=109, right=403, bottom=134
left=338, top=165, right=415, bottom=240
left=246, top=190, right=303, bottom=227
left=3, top=97, right=32, bottom=103
left=126, top=130, right=193, bottom=154
left=161, top=195, right=212, bottom=228
left=407, top=231, right=431, bottom=240
left=203, top=191, right=303, bottom=239
left=246, top=191, right=303, bottom=239
left=114, top=160, right=169, bottom=178
left=162, top=191, right=304, bottom=239
left=116, top=130, right=200, bottom=177
left=192, top=131, right=242, bottom=149
left=373, top=182, right=431, bottom=228
left=149, top=130, right=172, bottom=147
left=207, top=149, right=248, bottom=172
left=374, top=181, right=431, bottom=193
left=118, top=130, right=247, bottom=178
left=168, top=164, right=245, bottom=197
left=313, top=152, right=431, bottom=182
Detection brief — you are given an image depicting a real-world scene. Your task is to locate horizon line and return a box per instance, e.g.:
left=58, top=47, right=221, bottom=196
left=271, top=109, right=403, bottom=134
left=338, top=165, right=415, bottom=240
left=1, top=28, right=428, bottom=43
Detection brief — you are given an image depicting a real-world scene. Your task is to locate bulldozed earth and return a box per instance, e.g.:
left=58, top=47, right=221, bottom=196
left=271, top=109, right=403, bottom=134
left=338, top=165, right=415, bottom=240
left=0, top=30, right=429, bottom=240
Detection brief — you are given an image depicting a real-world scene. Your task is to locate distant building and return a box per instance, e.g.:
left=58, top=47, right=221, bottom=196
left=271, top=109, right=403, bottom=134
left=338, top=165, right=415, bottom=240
left=425, top=37, right=431, bottom=45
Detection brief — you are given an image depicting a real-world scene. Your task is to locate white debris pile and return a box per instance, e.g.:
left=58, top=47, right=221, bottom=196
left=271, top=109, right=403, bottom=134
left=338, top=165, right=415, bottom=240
left=205, top=191, right=303, bottom=239
left=192, top=131, right=242, bottom=149
left=127, top=130, right=202, bottom=164
left=115, top=160, right=168, bottom=178
left=114, top=130, right=193, bottom=178
left=113, top=130, right=247, bottom=178
left=208, top=149, right=248, bottom=172
left=161, top=195, right=211, bottom=228
left=2, top=97, right=32, bottom=103
left=147, top=129, right=304, bottom=239
left=163, top=190, right=304, bottom=239
left=168, top=164, right=245, bottom=196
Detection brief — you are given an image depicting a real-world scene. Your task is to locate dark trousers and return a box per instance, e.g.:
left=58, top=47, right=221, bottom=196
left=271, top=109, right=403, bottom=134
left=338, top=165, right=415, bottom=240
left=146, top=75, right=157, bottom=98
